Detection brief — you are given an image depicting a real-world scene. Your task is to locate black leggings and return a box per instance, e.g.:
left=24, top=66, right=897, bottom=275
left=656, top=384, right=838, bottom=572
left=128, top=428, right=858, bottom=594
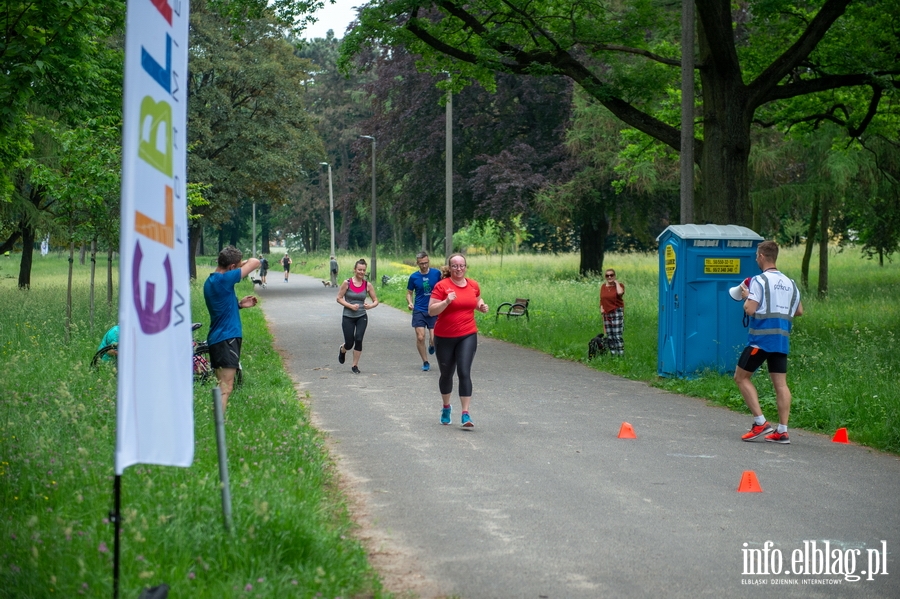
left=435, top=333, right=478, bottom=396
left=341, top=315, right=368, bottom=351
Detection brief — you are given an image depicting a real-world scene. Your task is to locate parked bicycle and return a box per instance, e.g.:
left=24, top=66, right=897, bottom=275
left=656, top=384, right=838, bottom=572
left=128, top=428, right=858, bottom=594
left=89, top=323, right=240, bottom=386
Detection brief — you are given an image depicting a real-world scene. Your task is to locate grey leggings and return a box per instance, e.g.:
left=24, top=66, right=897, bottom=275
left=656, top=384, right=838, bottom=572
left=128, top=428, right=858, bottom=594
left=435, top=333, right=478, bottom=396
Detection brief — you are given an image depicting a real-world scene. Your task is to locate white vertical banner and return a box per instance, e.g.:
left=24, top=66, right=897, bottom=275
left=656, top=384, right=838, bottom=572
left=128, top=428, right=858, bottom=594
left=116, top=0, right=193, bottom=475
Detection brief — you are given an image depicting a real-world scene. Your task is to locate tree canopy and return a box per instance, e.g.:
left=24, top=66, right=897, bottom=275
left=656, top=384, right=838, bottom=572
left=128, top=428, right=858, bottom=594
left=341, top=0, right=900, bottom=226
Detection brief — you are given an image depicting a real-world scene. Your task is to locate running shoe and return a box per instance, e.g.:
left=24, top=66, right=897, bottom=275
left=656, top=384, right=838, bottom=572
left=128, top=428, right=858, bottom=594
left=429, top=344, right=435, bottom=355
left=422, top=361, right=430, bottom=371
left=741, top=421, right=773, bottom=441
left=440, top=405, right=451, bottom=425
left=461, top=413, right=473, bottom=428
left=338, top=345, right=346, bottom=364
left=351, top=366, right=360, bottom=374
left=765, top=431, right=790, bottom=444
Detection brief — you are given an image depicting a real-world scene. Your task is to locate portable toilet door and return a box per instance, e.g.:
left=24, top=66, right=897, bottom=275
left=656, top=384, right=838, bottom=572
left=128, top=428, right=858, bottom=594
left=657, top=224, right=764, bottom=378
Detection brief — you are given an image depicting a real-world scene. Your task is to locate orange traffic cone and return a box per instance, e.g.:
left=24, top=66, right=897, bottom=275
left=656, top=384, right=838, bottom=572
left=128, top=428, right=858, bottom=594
left=737, top=470, right=763, bottom=493
left=617, top=422, right=637, bottom=439
left=832, top=428, right=849, bottom=444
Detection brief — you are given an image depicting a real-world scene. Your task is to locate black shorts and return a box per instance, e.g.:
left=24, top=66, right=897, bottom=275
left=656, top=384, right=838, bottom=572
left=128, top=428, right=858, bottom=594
left=209, top=338, right=242, bottom=370
left=737, top=346, right=787, bottom=374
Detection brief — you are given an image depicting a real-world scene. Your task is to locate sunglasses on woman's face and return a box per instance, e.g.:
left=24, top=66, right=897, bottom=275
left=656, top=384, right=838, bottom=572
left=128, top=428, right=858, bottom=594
left=605, top=273, right=615, bottom=278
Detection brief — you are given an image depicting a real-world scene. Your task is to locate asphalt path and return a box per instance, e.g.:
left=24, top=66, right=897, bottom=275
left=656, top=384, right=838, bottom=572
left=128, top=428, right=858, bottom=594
left=258, top=273, right=899, bottom=599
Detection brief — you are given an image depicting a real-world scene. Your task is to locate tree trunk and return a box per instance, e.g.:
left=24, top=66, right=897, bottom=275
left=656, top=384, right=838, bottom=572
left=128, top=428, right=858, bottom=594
left=696, top=18, right=753, bottom=226
left=66, top=240, right=74, bottom=343
left=107, top=246, right=114, bottom=307
left=801, top=198, right=819, bottom=290
left=89, top=238, right=97, bottom=330
left=17, top=222, right=35, bottom=289
left=818, top=198, right=829, bottom=299
left=260, top=203, right=271, bottom=253
left=188, top=222, right=203, bottom=280
left=578, top=210, right=608, bottom=277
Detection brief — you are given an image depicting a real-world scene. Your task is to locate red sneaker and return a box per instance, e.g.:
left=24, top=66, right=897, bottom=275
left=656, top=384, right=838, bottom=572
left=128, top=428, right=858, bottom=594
left=765, top=431, right=790, bottom=444
left=741, top=421, right=773, bottom=441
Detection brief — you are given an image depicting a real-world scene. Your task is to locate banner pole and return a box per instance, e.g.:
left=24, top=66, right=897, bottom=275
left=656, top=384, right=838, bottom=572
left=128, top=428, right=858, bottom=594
left=111, top=474, right=122, bottom=599
left=212, top=387, right=233, bottom=532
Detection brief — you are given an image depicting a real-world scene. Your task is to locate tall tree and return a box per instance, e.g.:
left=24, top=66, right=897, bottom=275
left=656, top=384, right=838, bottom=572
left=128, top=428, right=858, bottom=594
left=348, top=42, right=574, bottom=254
left=341, top=0, right=900, bottom=226
left=186, top=0, right=324, bottom=277
left=1, top=0, right=124, bottom=200
left=296, top=29, right=375, bottom=250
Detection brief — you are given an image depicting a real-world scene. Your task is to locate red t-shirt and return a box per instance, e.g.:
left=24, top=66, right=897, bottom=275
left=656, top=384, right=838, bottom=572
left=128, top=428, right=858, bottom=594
left=431, top=277, right=481, bottom=338
left=600, top=282, right=625, bottom=313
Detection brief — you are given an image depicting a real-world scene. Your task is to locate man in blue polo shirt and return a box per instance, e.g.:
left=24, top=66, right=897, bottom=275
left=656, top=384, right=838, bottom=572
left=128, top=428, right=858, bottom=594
left=406, top=251, right=442, bottom=371
left=734, top=240, right=804, bottom=444
left=204, top=246, right=259, bottom=411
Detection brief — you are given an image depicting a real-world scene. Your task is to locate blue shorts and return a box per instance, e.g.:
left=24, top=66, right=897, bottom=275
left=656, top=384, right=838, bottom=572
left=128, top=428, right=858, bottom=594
left=411, top=311, right=437, bottom=329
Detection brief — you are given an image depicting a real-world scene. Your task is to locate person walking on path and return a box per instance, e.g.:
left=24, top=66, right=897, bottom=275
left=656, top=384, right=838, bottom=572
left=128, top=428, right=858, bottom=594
left=259, top=254, right=269, bottom=287
left=428, top=253, right=489, bottom=428
left=407, top=251, right=442, bottom=371
left=336, top=259, right=379, bottom=373
left=329, top=255, right=339, bottom=287
left=599, top=268, right=625, bottom=355
left=281, top=253, right=292, bottom=282
left=734, top=240, right=803, bottom=444
left=204, top=246, right=259, bottom=411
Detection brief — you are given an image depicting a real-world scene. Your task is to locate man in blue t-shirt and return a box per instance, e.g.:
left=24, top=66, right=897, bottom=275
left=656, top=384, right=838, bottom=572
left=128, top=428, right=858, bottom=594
left=406, top=251, right=442, bottom=371
left=204, top=246, right=260, bottom=411
left=734, top=240, right=803, bottom=445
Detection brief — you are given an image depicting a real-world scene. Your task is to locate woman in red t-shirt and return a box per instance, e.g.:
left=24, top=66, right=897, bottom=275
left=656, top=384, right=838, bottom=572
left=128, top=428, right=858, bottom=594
left=428, top=253, right=489, bottom=428
left=599, top=268, right=625, bottom=355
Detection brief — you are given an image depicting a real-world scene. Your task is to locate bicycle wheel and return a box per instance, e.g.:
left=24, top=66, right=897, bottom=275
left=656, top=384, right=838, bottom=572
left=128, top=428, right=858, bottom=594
left=192, top=343, right=212, bottom=383
left=91, top=344, right=118, bottom=369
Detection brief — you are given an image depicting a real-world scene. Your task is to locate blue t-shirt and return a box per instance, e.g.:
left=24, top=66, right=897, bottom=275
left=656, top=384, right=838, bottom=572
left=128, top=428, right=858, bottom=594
left=204, top=269, right=244, bottom=345
left=407, top=268, right=441, bottom=312
left=98, top=325, right=119, bottom=361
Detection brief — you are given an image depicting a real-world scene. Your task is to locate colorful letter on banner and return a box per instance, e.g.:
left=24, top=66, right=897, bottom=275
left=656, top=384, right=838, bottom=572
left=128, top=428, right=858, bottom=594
left=116, top=0, right=193, bottom=475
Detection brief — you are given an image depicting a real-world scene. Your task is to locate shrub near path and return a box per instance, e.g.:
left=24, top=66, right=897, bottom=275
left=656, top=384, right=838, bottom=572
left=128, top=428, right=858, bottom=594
left=310, top=248, right=900, bottom=454
left=0, top=255, right=385, bottom=598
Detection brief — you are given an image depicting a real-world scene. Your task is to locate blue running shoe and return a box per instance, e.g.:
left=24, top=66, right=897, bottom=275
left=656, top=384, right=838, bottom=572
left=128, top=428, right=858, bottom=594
left=422, top=361, right=430, bottom=371
left=461, top=412, right=473, bottom=428
left=429, top=344, right=435, bottom=355
left=440, top=405, right=451, bottom=425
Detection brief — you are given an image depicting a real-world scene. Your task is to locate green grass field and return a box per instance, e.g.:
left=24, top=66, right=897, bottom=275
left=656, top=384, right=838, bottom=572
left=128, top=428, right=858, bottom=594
left=310, top=246, right=900, bottom=452
left=0, top=254, right=384, bottom=598
left=1, top=245, right=897, bottom=598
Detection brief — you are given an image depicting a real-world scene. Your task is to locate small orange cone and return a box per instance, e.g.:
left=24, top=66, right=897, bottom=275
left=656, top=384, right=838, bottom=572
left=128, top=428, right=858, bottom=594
left=832, top=428, right=849, bottom=444
left=738, top=470, right=763, bottom=493
left=617, top=422, right=637, bottom=439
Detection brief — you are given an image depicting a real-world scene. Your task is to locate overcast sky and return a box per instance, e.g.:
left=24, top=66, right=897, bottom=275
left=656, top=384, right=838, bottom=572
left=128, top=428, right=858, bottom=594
left=302, top=1, right=361, bottom=40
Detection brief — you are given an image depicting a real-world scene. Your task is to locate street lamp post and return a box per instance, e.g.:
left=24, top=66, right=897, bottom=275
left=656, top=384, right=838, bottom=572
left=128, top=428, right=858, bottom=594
left=320, top=162, right=335, bottom=259
left=359, top=135, right=376, bottom=281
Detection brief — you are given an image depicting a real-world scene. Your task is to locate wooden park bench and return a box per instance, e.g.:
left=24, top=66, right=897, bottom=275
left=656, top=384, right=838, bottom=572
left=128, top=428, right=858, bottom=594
left=495, top=298, right=530, bottom=321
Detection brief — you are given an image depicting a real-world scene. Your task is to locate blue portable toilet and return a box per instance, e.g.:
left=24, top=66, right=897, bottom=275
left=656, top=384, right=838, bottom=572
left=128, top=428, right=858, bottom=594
left=657, top=224, right=764, bottom=378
